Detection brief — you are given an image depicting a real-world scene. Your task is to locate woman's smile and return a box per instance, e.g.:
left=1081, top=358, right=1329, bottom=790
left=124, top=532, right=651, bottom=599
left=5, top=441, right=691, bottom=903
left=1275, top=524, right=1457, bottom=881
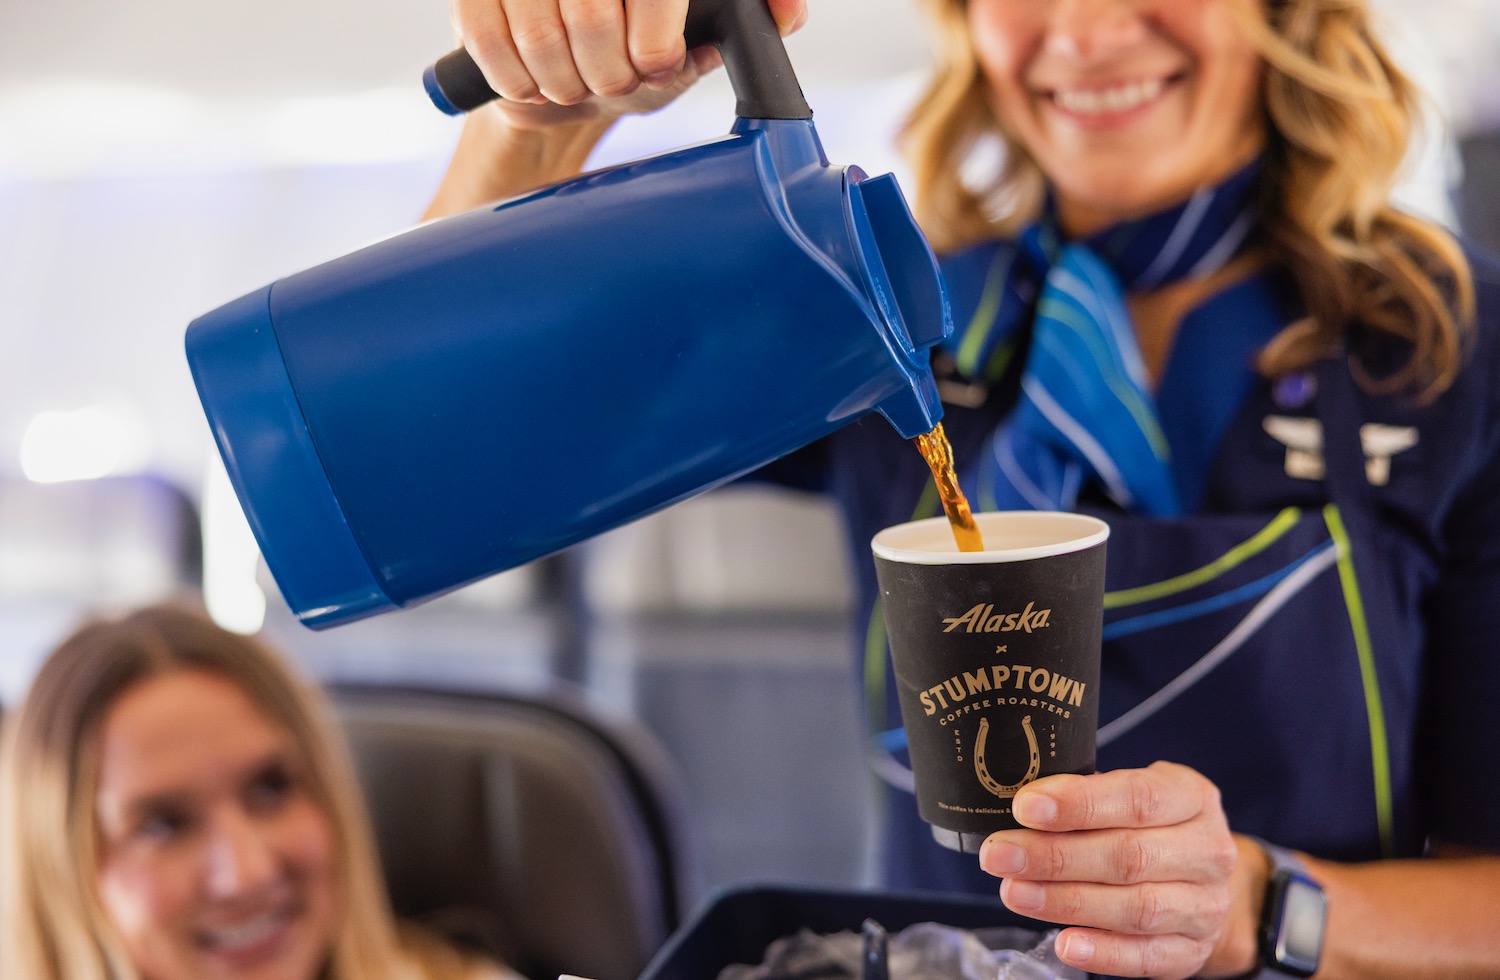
left=971, top=0, right=1265, bottom=235
left=195, top=900, right=302, bottom=969
left=1042, top=73, right=1181, bottom=127
left=1049, top=77, right=1167, bottom=117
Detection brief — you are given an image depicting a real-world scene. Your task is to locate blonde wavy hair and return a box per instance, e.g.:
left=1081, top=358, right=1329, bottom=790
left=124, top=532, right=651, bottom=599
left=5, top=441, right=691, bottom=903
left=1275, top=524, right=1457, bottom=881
left=902, top=0, right=1475, bottom=399
left=0, top=603, right=489, bottom=980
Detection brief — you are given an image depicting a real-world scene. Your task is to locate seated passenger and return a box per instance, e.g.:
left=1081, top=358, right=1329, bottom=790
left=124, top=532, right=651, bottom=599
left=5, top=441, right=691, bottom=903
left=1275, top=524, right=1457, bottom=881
left=0, top=602, right=515, bottom=980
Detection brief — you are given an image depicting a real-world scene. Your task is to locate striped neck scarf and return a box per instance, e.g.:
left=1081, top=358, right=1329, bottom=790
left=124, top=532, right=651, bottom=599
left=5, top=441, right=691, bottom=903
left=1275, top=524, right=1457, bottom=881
left=943, top=163, right=1264, bottom=517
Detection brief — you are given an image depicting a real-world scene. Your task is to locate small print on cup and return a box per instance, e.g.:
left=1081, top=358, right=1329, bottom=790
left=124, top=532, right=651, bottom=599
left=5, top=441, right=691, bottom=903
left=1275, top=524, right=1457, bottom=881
left=872, top=511, right=1108, bottom=853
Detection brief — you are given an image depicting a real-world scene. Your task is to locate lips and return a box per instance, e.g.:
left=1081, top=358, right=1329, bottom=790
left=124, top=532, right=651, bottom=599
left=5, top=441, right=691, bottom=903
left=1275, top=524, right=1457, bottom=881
left=196, top=903, right=297, bottom=967
left=1051, top=77, right=1166, bottom=115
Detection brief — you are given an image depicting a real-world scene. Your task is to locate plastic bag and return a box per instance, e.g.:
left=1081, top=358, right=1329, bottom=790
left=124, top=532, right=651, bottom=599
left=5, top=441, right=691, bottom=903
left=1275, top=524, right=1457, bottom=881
left=716, top=920, right=1086, bottom=980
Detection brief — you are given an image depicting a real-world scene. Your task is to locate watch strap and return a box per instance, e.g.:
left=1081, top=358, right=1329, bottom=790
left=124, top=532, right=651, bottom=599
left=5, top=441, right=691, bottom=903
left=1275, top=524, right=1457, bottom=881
left=1255, top=839, right=1310, bottom=877
left=1249, top=837, right=1326, bottom=978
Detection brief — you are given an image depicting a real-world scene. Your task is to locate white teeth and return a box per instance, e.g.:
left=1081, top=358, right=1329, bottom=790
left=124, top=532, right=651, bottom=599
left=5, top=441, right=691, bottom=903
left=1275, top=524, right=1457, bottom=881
left=201, top=910, right=285, bottom=951
left=1053, top=79, right=1164, bottom=115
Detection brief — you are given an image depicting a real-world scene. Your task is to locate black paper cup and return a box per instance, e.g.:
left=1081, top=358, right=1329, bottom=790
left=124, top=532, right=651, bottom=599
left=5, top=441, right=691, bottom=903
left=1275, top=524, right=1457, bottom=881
left=872, top=511, right=1108, bottom=853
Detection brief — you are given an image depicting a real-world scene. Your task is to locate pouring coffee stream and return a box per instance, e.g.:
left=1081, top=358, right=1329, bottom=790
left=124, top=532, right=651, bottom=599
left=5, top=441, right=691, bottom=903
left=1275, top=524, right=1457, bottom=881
left=915, top=423, right=986, bottom=552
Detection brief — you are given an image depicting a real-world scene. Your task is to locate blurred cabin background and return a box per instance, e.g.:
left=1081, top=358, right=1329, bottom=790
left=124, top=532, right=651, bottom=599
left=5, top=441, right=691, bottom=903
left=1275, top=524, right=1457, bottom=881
left=1, top=0, right=1497, bottom=910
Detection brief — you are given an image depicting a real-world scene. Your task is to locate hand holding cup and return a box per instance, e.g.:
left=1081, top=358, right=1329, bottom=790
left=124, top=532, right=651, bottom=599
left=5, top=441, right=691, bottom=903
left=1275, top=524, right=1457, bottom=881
left=979, top=762, right=1246, bottom=980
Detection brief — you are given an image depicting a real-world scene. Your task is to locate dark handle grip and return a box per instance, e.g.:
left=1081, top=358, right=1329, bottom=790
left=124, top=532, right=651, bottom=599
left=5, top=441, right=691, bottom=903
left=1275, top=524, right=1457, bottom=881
left=422, top=0, right=809, bottom=119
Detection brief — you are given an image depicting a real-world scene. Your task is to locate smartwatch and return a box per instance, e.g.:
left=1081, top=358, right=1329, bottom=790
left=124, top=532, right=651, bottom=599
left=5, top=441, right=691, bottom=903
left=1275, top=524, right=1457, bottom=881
left=1255, top=841, right=1327, bottom=978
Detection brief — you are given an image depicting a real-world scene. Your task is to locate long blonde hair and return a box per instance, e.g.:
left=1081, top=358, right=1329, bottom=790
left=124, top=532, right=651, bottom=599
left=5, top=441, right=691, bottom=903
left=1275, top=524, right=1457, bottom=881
left=902, top=0, right=1475, bottom=399
left=0, top=603, right=472, bottom=980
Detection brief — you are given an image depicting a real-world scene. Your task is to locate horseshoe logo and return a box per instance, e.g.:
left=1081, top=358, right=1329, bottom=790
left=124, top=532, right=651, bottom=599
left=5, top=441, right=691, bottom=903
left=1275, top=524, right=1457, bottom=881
left=974, top=715, right=1041, bottom=799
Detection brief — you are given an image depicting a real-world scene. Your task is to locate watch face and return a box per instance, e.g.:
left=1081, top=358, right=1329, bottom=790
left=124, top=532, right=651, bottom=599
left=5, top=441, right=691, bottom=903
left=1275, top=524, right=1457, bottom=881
left=1271, top=872, right=1327, bottom=976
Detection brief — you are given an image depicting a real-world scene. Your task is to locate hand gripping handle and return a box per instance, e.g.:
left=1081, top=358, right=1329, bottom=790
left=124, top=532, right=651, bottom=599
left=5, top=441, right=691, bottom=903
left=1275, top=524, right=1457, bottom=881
left=422, top=0, right=810, bottom=120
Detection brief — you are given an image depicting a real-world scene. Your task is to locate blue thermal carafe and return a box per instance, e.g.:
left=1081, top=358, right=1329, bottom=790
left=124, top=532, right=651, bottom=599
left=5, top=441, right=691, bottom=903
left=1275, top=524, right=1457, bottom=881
left=186, top=0, right=950, bottom=628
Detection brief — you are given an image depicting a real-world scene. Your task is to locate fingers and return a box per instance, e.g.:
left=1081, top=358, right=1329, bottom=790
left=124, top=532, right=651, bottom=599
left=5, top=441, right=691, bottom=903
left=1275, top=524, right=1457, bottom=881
left=454, top=0, right=690, bottom=106
left=561, top=0, right=639, bottom=98
left=996, top=873, right=1229, bottom=979
left=453, top=0, right=540, bottom=103
left=1000, top=876, right=1229, bottom=940
left=624, top=0, right=688, bottom=87
left=1054, top=928, right=1215, bottom=980
left=508, top=1, right=590, bottom=104
left=1010, top=761, right=1220, bottom=832
left=981, top=824, right=1237, bottom=886
left=451, top=0, right=810, bottom=107
left=976, top=763, right=1239, bottom=979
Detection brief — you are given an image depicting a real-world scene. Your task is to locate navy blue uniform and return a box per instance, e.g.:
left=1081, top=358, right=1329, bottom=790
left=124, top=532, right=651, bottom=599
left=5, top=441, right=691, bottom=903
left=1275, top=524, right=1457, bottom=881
left=773, top=244, right=1500, bottom=895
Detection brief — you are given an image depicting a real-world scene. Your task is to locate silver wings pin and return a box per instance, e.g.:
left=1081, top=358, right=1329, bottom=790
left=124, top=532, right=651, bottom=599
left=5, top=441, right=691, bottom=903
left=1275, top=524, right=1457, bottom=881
left=1262, top=416, right=1418, bottom=486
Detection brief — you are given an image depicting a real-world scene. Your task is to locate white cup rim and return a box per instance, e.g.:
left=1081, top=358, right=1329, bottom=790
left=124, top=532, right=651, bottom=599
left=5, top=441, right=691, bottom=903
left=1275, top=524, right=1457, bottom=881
left=871, top=511, right=1110, bottom=565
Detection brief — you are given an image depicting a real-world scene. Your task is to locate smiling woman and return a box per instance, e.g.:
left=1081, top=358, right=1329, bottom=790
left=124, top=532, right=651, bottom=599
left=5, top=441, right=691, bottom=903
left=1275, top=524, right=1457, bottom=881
left=91, top=669, right=341, bottom=979
left=903, top=0, right=1471, bottom=396
left=0, top=604, right=511, bottom=980
left=963, top=0, right=1267, bottom=235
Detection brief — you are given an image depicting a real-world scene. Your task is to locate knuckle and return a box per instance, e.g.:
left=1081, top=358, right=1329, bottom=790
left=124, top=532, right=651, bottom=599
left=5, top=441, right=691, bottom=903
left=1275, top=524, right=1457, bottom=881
left=1203, top=886, right=1232, bottom=930
left=1073, top=781, right=1101, bottom=826
left=593, top=72, right=640, bottom=98
left=466, top=29, right=538, bottom=99
left=1199, top=775, right=1224, bottom=813
left=630, top=36, right=685, bottom=75
left=542, top=80, right=590, bottom=105
left=562, top=0, right=620, bottom=34
left=511, top=16, right=569, bottom=55
left=1052, top=885, right=1087, bottom=921
left=1129, top=771, right=1166, bottom=825
left=1118, top=834, right=1158, bottom=883
left=1208, top=835, right=1238, bottom=878
left=1041, top=839, right=1071, bottom=878
left=1149, top=758, right=1190, bottom=784
left=1131, top=883, right=1169, bottom=933
left=1135, top=935, right=1172, bottom=976
left=467, top=25, right=513, bottom=64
